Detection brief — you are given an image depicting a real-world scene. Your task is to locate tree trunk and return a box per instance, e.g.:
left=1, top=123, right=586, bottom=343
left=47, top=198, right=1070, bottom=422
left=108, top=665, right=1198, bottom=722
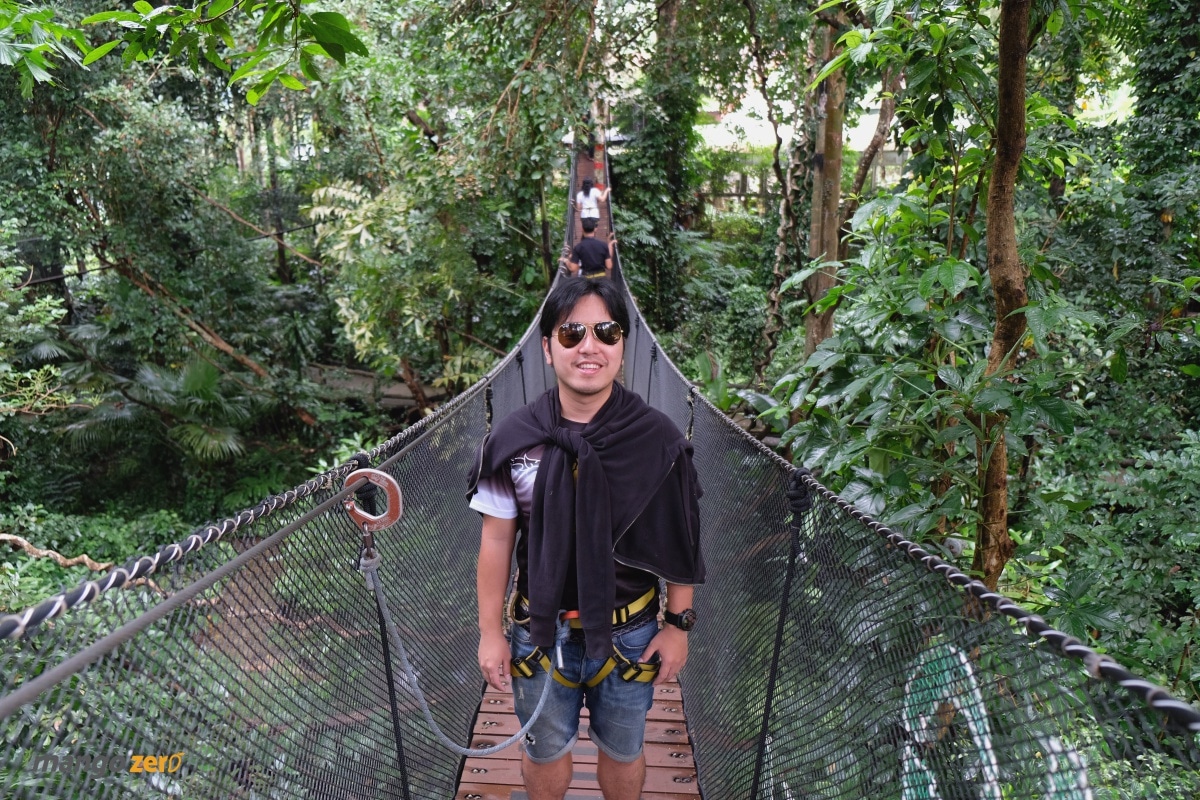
left=99, top=250, right=318, bottom=427
left=840, top=68, right=901, bottom=243
left=539, top=174, right=552, bottom=283
left=657, top=0, right=682, bottom=225
left=263, top=114, right=293, bottom=284
left=642, top=0, right=694, bottom=330
left=972, top=0, right=1031, bottom=590
left=803, top=26, right=844, bottom=357
left=399, top=356, right=429, bottom=413
left=804, top=31, right=829, bottom=331
left=756, top=141, right=806, bottom=385
left=742, top=0, right=804, bottom=386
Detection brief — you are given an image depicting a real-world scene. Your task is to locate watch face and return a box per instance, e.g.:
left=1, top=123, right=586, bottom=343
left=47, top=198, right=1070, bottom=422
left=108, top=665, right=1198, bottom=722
left=672, top=609, right=697, bottom=631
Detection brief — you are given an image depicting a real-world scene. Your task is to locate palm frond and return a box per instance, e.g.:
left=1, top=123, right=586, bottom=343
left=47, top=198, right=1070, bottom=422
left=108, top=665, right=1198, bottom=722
left=170, top=423, right=245, bottom=462
left=23, top=339, right=70, bottom=362
left=180, top=358, right=221, bottom=398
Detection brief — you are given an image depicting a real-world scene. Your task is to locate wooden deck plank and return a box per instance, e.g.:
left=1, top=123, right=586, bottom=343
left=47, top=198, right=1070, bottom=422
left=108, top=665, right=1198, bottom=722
left=456, top=786, right=698, bottom=800
left=458, top=681, right=700, bottom=798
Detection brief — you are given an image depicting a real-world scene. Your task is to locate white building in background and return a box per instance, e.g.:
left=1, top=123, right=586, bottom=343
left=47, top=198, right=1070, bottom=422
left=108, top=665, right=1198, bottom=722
left=697, top=90, right=908, bottom=204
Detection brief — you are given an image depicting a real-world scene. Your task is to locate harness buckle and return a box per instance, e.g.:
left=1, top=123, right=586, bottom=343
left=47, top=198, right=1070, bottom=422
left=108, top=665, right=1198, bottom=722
left=613, top=648, right=659, bottom=684
left=510, top=647, right=542, bottom=679
left=620, top=661, right=646, bottom=682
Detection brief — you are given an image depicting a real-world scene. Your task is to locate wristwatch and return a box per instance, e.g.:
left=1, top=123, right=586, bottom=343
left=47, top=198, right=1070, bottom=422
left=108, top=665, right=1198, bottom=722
left=664, top=608, right=697, bottom=632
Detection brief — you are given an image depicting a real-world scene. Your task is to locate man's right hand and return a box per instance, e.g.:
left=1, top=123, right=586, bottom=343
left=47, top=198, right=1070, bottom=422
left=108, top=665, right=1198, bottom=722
left=479, top=629, right=511, bottom=692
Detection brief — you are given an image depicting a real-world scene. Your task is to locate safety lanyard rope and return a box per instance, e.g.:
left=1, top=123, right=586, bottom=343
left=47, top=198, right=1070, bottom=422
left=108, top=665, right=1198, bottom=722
left=358, top=548, right=558, bottom=758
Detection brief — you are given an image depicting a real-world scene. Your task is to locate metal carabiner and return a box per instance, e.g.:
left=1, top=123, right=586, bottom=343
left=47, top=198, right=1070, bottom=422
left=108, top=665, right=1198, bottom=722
left=343, top=468, right=404, bottom=534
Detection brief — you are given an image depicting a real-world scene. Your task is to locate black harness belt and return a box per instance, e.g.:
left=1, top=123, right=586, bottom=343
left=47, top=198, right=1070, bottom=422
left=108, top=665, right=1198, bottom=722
left=510, top=643, right=659, bottom=688
left=510, top=587, right=657, bottom=629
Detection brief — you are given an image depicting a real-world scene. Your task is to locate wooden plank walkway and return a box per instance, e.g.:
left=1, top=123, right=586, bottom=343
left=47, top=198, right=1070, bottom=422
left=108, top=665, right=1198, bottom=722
left=570, top=146, right=613, bottom=246
left=455, top=681, right=701, bottom=799
left=457, top=145, right=686, bottom=798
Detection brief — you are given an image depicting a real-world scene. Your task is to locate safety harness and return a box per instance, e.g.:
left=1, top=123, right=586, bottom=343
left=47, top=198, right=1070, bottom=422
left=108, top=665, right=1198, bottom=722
left=509, top=587, right=660, bottom=688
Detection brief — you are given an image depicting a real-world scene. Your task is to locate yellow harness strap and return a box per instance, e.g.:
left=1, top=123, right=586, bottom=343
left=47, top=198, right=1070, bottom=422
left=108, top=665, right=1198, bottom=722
left=510, top=646, right=658, bottom=688
left=508, top=588, right=660, bottom=687
left=510, top=587, right=657, bottom=630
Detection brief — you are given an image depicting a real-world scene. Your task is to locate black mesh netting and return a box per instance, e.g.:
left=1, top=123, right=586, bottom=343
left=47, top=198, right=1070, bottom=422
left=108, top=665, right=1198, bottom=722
left=3, top=148, right=1200, bottom=799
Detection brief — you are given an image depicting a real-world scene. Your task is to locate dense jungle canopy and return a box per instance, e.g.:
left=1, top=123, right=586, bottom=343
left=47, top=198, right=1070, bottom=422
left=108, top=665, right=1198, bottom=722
left=1, top=0, right=1199, bottom=711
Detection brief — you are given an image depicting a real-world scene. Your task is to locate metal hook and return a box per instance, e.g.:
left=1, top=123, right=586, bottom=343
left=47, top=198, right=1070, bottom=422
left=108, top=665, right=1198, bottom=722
left=343, top=468, right=404, bottom=550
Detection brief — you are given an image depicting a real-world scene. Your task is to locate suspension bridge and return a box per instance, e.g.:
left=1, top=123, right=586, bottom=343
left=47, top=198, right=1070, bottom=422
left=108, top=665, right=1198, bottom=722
left=1, top=143, right=1199, bottom=799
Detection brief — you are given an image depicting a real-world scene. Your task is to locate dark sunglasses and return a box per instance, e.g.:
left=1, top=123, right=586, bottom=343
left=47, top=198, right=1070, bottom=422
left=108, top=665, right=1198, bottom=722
left=556, top=321, right=624, bottom=348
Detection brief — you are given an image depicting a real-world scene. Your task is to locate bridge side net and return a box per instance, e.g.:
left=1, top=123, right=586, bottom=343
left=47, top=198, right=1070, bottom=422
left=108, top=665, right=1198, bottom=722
left=602, top=145, right=1200, bottom=796
left=0, top=160, right=563, bottom=800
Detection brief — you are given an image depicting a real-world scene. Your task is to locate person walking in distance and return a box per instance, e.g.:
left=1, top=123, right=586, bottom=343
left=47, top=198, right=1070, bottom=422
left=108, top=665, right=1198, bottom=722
left=566, top=217, right=615, bottom=280
left=574, top=177, right=611, bottom=223
left=469, top=278, right=704, bottom=800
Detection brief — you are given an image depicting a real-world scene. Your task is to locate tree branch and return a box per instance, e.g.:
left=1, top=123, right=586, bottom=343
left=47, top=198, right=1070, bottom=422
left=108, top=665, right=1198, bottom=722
left=482, top=5, right=558, bottom=140
left=449, top=328, right=506, bottom=356
left=185, top=184, right=325, bottom=269
left=841, top=68, right=901, bottom=229
left=404, top=109, right=441, bottom=151
left=0, top=533, right=112, bottom=571
left=98, top=251, right=273, bottom=380
left=399, top=356, right=429, bottom=413
left=576, top=0, right=597, bottom=80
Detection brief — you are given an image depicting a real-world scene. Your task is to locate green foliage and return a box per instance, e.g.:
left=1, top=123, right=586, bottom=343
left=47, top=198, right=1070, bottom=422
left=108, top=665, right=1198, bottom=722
left=1014, top=341, right=1200, bottom=702
left=773, top=180, right=1091, bottom=543
left=1089, top=743, right=1200, bottom=800
left=660, top=208, right=779, bottom=399
left=1044, top=3, right=1200, bottom=317
left=310, top=178, right=538, bottom=379
left=0, top=221, right=67, bottom=423
left=306, top=430, right=384, bottom=476
left=65, top=356, right=253, bottom=461
left=612, top=33, right=704, bottom=330
left=0, top=0, right=83, bottom=96
left=0, top=0, right=368, bottom=101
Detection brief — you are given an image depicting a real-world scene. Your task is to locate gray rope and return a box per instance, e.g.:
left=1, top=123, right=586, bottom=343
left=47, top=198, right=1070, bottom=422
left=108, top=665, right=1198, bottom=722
left=359, top=554, right=558, bottom=757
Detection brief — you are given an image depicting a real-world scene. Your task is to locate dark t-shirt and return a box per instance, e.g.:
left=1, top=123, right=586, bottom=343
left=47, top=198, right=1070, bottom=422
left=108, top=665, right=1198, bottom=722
left=471, top=417, right=657, bottom=610
left=572, top=237, right=609, bottom=277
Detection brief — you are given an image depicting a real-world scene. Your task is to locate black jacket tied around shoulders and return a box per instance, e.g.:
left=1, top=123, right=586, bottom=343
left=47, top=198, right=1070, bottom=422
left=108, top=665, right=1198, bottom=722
left=468, top=383, right=705, bottom=659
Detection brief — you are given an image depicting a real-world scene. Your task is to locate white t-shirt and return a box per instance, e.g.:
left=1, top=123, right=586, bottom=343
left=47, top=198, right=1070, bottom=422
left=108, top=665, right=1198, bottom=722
left=470, top=445, right=544, bottom=521
left=576, top=188, right=603, bottom=219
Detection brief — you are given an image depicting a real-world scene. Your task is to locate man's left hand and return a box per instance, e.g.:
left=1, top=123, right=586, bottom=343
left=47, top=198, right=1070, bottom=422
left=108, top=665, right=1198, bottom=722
left=640, top=625, right=688, bottom=685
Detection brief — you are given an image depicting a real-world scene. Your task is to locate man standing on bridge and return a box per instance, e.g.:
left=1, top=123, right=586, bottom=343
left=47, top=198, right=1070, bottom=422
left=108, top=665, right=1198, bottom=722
left=565, top=217, right=614, bottom=280
left=469, top=278, right=704, bottom=800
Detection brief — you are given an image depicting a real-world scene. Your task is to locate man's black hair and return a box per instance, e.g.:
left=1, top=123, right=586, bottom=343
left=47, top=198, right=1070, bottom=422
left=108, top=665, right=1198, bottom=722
left=581, top=217, right=597, bottom=233
left=539, top=278, right=630, bottom=341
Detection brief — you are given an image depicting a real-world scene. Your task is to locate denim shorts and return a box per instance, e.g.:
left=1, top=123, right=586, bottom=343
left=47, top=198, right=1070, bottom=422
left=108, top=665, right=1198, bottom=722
left=509, top=616, right=659, bottom=764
